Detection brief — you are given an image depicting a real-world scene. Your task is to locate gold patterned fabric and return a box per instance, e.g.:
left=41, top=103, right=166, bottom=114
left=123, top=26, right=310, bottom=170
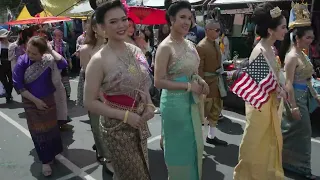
left=99, top=43, right=152, bottom=180
left=234, top=55, right=284, bottom=180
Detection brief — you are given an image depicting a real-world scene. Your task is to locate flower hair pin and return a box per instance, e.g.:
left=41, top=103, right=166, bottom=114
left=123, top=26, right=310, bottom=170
left=270, top=6, right=282, bottom=19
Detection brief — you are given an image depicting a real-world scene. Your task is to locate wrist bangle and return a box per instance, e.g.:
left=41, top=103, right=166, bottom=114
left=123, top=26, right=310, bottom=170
left=123, top=110, right=129, bottom=123
left=290, top=107, right=299, bottom=112
left=146, top=104, right=156, bottom=111
left=187, top=82, right=191, bottom=92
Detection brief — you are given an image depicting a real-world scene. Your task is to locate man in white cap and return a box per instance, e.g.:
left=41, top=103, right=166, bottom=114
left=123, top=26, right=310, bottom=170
left=0, top=29, right=13, bottom=103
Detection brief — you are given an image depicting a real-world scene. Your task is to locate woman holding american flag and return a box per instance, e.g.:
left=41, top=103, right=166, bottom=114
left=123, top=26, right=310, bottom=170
left=233, top=2, right=288, bottom=180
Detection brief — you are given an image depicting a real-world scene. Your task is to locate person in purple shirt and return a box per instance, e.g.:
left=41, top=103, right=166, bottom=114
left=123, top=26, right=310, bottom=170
left=12, top=36, right=68, bottom=177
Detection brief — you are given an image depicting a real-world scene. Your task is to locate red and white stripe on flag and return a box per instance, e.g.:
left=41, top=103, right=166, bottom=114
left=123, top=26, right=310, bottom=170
left=230, top=70, right=277, bottom=110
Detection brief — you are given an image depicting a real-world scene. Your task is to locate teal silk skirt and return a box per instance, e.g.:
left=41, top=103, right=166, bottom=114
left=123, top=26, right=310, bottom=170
left=160, top=76, right=203, bottom=180
left=282, top=83, right=313, bottom=175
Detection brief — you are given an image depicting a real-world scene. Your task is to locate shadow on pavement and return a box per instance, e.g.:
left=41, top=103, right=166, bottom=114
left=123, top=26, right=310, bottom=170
left=0, top=100, right=24, bottom=109
left=217, top=118, right=244, bottom=136
left=61, top=149, right=97, bottom=169
left=18, top=111, right=26, bottom=119
left=67, top=100, right=87, bottom=118
left=202, top=158, right=225, bottom=180
left=284, top=169, right=320, bottom=180
left=29, top=149, right=72, bottom=180
left=204, top=144, right=239, bottom=168
left=148, top=149, right=167, bottom=180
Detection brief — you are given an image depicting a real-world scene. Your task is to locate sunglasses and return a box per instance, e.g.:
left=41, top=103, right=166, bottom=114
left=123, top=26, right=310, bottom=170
left=208, top=28, right=220, bottom=33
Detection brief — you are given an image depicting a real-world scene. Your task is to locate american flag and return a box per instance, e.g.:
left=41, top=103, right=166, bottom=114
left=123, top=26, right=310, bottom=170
left=230, top=53, right=277, bottom=110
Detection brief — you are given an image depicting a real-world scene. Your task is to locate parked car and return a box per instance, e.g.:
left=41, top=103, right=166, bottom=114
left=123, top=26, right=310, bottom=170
left=223, top=58, right=249, bottom=111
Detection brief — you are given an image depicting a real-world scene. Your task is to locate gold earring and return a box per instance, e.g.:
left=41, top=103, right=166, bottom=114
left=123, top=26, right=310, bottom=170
left=95, top=32, right=97, bottom=38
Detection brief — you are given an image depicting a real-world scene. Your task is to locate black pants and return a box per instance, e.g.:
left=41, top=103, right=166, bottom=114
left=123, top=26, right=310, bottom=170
left=0, top=61, right=13, bottom=99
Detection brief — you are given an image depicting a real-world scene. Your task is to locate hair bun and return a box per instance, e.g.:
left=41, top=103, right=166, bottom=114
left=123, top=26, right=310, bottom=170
left=164, top=0, right=172, bottom=10
left=90, top=0, right=114, bottom=10
left=252, top=2, right=274, bottom=25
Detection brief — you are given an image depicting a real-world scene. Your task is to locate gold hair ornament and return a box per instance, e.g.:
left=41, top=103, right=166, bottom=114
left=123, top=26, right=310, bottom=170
left=288, top=1, right=311, bottom=29
left=270, top=7, right=282, bottom=19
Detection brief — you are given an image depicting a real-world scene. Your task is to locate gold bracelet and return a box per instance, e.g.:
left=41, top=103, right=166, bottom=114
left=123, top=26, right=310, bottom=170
left=187, top=82, right=191, bottom=92
left=290, top=107, right=299, bottom=112
left=123, top=110, right=129, bottom=123
left=146, top=104, right=156, bottom=111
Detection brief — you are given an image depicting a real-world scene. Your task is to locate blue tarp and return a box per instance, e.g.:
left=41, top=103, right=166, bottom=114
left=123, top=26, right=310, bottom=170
left=0, top=25, right=9, bottom=30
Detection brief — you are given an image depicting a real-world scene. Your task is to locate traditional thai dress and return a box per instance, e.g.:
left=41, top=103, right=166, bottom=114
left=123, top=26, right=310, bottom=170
left=233, top=55, right=284, bottom=180
left=50, top=40, right=71, bottom=97
left=12, top=54, right=68, bottom=164
left=282, top=52, right=319, bottom=176
left=76, top=68, right=85, bottom=107
left=77, top=45, right=105, bottom=161
left=50, top=40, right=72, bottom=125
left=98, top=43, right=151, bottom=180
left=160, top=40, right=204, bottom=180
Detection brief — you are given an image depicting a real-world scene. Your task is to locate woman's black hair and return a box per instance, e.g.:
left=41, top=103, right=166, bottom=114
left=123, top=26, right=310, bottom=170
left=84, top=12, right=98, bottom=46
left=18, top=27, right=34, bottom=45
left=278, top=26, right=313, bottom=64
left=142, top=26, right=154, bottom=48
left=164, top=0, right=192, bottom=26
left=89, top=0, right=126, bottom=24
left=128, top=18, right=136, bottom=40
left=158, top=24, right=170, bottom=44
left=252, top=2, right=285, bottom=38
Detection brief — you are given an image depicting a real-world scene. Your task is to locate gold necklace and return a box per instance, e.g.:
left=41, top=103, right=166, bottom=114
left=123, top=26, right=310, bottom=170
left=107, top=43, right=142, bottom=77
left=170, top=35, right=189, bottom=58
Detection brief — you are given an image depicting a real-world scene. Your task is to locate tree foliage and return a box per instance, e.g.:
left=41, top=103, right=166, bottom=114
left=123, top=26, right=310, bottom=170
left=0, top=0, right=22, bottom=16
left=0, top=0, right=21, bottom=10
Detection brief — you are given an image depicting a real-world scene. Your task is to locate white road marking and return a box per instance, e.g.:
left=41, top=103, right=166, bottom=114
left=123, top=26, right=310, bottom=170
left=0, top=110, right=97, bottom=180
left=57, top=135, right=162, bottom=180
left=223, top=114, right=320, bottom=144
left=148, top=135, right=161, bottom=143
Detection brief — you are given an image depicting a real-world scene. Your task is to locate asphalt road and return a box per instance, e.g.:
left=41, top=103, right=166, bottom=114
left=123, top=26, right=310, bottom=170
left=1, top=76, right=320, bottom=180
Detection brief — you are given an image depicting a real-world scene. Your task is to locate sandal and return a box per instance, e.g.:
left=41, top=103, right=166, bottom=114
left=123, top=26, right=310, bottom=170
left=42, top=164, right=52, bottom=177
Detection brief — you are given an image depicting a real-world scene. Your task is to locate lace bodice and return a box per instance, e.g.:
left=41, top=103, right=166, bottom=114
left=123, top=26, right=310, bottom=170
left=166, top=40, right=200, bottom=79
left=101, top=44, right=151, bottom=99
left=294, top=53, right=314, bottom=82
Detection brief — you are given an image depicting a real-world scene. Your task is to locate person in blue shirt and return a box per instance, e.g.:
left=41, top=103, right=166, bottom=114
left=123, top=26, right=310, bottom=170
left=185, top=9, right=205, bottom=45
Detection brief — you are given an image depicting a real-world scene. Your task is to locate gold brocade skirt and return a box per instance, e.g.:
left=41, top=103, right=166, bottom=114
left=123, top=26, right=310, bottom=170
left=98, top=100, right=151, bottom=180
left=233, top=93, right=284, bottom=180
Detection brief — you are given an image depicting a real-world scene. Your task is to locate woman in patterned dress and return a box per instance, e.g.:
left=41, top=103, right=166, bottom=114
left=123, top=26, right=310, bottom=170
left=154, top=1, right=209, bottom=179
left=278, top=3, right=320, bottom=179
left=77, top=12, right=114, bottom=174
left=85, top=0, right=154, bottom=179
left=13, top=36, right=67, bottom=176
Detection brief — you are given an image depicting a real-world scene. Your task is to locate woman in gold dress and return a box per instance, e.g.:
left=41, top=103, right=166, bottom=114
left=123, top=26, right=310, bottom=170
left=233, top=3, right=288, bottom=179
left=85, top=0, right=154, bottom=179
